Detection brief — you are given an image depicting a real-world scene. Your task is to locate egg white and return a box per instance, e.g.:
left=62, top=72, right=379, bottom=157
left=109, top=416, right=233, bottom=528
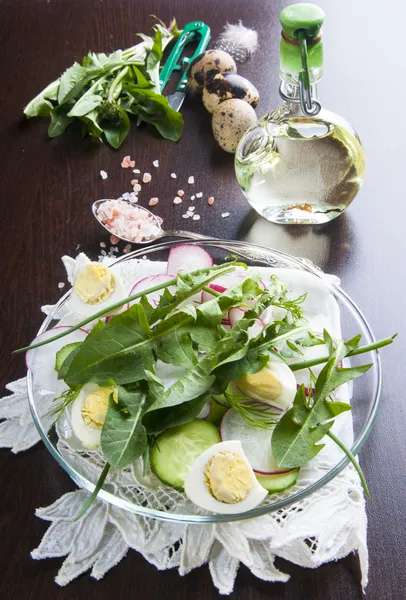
left=70, top=382, right=108, bottom=449
left=67, top=258, right=127, bottom=318
left=184, top=440, right=268, bottom=514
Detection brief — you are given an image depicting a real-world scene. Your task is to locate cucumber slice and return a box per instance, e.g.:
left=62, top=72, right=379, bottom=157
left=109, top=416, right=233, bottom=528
left=150, top=420, right=221, bottom=490
left=55, top=342, right=82, bottom=373
left=256, top=468, right=300, bottom=493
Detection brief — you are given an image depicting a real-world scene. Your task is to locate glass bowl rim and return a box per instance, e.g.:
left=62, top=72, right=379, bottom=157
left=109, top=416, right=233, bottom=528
left=27, top=239, right=382, bottom=524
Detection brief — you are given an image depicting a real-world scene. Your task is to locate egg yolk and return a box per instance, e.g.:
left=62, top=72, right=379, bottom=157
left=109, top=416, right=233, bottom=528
left=237, top=365, right=282, bottom=403
left=81, top=387, right=117, bottom=429
left=204, top=451, right=252, bottom=504
left=73, top=263, right=115, bottom=305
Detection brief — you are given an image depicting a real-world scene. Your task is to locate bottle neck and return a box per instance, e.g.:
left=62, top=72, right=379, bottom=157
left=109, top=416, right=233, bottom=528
left=279, top=79, right=319, bottom=102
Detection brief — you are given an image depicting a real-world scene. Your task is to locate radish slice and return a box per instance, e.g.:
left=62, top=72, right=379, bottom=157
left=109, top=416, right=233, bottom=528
left=229, top=307, right=246, bottom=327
left=197, top=402, right=211, bottom=419
left=26, top=326, right=88, bottom=395
left=220, top=408, right=289, bottom=474
left=167, top=244, right=213, bottom=275
left=129, top=274, right=175, bottom=308
left=201, top=284, right=226, bottom=303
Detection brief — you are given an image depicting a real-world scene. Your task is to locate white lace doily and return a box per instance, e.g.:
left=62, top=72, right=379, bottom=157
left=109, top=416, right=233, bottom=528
left=0, top=255, right=368, bottom=594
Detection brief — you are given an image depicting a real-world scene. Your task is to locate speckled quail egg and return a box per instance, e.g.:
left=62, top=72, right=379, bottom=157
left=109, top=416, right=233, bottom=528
left=203, top=73, right=260, bottom=114
left=67, top=253, right=126, bottom=317
left=212, top=99, right=257, bottom=153
left=70, top=382, right=117, bottom=448
left=187, top=50, right=237, bottom=93
left=184, top=440, right=268, bottom=514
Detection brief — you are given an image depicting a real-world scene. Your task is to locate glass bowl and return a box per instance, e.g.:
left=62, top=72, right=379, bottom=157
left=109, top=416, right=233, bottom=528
left=27, top=240, right=382, bottom=524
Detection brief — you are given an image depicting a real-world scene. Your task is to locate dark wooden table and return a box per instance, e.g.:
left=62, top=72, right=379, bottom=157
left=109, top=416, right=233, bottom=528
left=1, top=0, right=404, bottom=598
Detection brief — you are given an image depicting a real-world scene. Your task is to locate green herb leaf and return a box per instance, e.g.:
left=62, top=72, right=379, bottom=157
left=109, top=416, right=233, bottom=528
left=48, top=105, right=74, bottom=137
left=124, top=82, right=184, bottom=141
left=101, top=387, right=148, bottom=468
left=271, top=335, right=373, bottom=469
left=101, top=104, right=131, bottom=149
left=24, top=80, right=59, bottom=117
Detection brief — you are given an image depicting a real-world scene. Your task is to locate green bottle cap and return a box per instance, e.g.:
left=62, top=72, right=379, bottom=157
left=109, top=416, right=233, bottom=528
left=280, top=3, right=325, bottom=40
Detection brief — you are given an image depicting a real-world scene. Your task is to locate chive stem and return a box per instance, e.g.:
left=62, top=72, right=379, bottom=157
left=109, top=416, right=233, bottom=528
left=13, top=264, right=237, bottom=354
left=327, top=430, right=370, bottom=499
left=290, top=336, right=396, bottom=372
left=73, top=463, right=111, bottom=521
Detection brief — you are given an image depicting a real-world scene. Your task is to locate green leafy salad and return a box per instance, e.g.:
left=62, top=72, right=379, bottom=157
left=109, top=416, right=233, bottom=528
left=17, top=245, right=395, bottom=517
left=23, top=20, right=183, bottom=148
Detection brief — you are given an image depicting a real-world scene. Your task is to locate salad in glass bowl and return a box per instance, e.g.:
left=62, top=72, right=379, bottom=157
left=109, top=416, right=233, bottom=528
left=18, top=241, right=393, bottom=523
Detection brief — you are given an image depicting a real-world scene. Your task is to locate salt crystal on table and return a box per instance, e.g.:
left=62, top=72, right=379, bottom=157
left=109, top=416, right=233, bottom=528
left=221, top=212, right=230, bottom=218
left=196, top=192, right=203, bottom=198
left=177, top=190, right=185, bottom=197
left=143, top=173, right=152, bottom=183
left=58, top=282, right=65, bottom=289
left=182, top=214, right=189, bottom=219
left=191, top=195, right=195, bottom=201
left=193, top=214, right=201, bottom=221
left=133, top=183, right=142, bottom=193
left=153, top=160, right=159, bottom=168
left=188, top=176, right=194, bottom=184
left=173, top=197, right=182, bottom=204
left=100, top=170, right=108, bottom=180
left=133, top=169, right=140, bottom=174
left=100, top=241, right=106, bottom=248
left=170, top=173, right=177, bottom=179
left=149, top=197, right=159, bottom=206
left=208, top=197, right=215, bottom=205
left=189, top=206, right=195, bottom=211
left=186, top=211, right=194, bottom=217
left=122, top=192, right=130, bottom=200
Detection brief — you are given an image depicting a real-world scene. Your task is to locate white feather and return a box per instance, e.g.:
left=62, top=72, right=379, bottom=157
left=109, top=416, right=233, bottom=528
left=218, top=21, right=258, bottom=55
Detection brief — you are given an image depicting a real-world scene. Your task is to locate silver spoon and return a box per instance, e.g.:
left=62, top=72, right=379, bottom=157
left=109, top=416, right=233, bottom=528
left=92, top=199, right=211, bottom=244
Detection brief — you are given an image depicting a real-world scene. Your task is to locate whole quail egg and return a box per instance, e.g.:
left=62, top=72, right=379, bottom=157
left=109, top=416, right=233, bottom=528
left=203, top=73, right=260, bottom=114
left=212, top=99, right=257, bottom=153
left=187, top=50, right=237, bottom=93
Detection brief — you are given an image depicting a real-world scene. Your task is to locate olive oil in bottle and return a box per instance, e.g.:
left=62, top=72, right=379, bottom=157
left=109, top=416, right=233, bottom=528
left=235, top=4, right=365, bottom=224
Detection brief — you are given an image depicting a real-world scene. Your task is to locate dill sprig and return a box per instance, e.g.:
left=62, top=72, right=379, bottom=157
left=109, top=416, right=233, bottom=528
left=225, top=391, right=281, bottom=429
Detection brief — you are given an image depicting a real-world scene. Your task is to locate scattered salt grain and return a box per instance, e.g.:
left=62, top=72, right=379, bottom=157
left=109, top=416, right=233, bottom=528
left=221, top=212, right=230, bottom=218
left=177, top=190, right=185, bottom=197
left=192, top=214, right=201, bottom=221
left=122, top=192, right=130, bottom=200
left=121, top=156, right=135, bottom=169
left=186, top=211, right=194, bottom=217
left=188, top=176, right=195, bottom=184
left=58, top=282, right=65, bottom=289
left=143, top=255, right=147, bottom=260
left=131, top=179, right=138, bottom=185
left=208, top=196, right=215, bottom=206
left=133, top=183, right=142, bottom=193
left=196, top=192, right=203, bottom=199
left=170, top=173, right=177, bottom=179
left=143, top=173, right=152, bottom=183
left=173, top=197, right=182, bottom=205
left=100, top=241, right=107, bottom=248
left=149, top=197, right=159, bottom=206
left=101, top=250, right=107, bottom=256
left=189, top=206, right=195, bottom=212
left=182, top=214, right=189, bottom=219
left=110, top=234, right=120, bottom=245
left=191, top=195, right=196, bottom=201
left=100, top=170, right=108, bottom=180
left=153, top=160, right=159, bottom=168
left=133, top=169, right=140, bottom=174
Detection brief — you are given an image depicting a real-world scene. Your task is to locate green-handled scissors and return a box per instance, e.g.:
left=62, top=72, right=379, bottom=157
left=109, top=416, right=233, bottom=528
left=161, top=21, right=211, bottom=111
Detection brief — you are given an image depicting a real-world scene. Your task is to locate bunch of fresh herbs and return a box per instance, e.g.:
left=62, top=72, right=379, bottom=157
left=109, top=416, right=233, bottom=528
left=23, top=20, right=183, bottom=148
